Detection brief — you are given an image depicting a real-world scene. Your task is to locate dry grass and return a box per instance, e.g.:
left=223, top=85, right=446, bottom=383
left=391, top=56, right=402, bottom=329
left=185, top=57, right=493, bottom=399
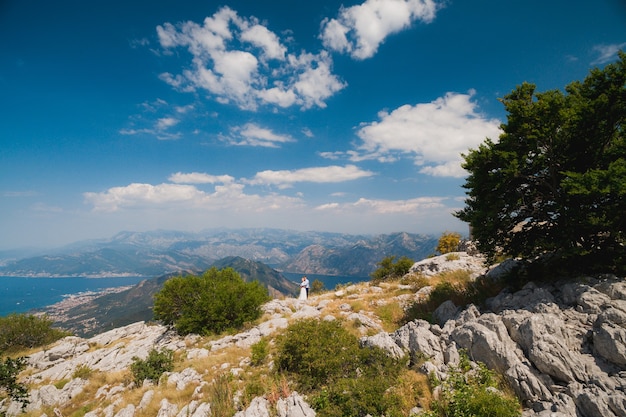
left=374, top=301, right=405, bottom=332
left=394, top=369, right=432, bottom=414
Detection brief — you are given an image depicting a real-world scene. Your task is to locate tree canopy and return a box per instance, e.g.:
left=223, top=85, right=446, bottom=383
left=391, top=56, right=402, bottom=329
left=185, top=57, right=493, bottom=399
left=153, top=267, right=270, bottom=335
left=455, top=52, right=626, bottom=272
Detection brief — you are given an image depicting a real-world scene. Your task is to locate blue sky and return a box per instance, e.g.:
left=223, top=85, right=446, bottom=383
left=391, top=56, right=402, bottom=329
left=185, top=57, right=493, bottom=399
left=1, top=0, right=625, bottom=250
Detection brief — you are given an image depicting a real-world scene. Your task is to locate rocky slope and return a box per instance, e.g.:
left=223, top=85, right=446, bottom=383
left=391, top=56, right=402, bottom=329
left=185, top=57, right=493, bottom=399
left=3, top=253, right=626, bottom=417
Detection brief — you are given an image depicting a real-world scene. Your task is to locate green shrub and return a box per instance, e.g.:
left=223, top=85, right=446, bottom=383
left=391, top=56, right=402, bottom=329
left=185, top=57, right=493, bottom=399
left=250, top=338, right=269, bottom=366
left=0, top=313, right=69, bottom=354
left=423, top=351, right=521, bottom=417
left=275, top=318, right=407, bottom=416
left=153, top=267, right=271, bottom=335
left=275, top=319, right=362, bottom=390
left=0, top=356, right=29, bottom=410
left=72, top=364, right=93, bottom=380
left=311, top=279, right=325, bottom=294
left=130, top=348, right=174, bottom=386
left=371, top=255, right=414, bottom=284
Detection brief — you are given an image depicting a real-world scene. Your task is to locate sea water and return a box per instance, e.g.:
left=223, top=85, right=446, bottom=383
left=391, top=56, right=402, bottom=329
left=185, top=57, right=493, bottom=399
left=0, top=276, right=146, bottom=317
left=281, top=272, right=368, bottom=292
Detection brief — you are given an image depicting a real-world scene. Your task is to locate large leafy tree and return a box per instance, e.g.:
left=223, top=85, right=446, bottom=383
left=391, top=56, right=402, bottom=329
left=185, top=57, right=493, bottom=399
left=153, top=267, right=270, bottom=335
left=455, top=52, right=626, bottom=271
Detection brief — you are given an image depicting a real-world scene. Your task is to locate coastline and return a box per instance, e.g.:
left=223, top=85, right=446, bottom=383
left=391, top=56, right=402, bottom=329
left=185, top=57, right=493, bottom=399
left=34, top=285, right=134, bottom=323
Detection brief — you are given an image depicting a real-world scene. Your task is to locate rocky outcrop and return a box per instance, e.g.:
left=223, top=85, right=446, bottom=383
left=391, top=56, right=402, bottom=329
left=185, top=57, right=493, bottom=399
left=363, top=273, right=626, bottom=416
left=4, top=254, right=626, bottom=417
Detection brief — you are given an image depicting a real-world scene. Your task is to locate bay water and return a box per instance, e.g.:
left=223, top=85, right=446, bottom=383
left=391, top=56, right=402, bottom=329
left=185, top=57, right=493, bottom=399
left=0, top=276, right=146, bottom=317
left=281, top=272, right=368, bottom=292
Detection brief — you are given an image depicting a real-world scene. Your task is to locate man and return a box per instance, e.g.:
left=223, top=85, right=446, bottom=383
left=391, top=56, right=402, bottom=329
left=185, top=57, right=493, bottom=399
left=302, top=276, right=310, bottom=298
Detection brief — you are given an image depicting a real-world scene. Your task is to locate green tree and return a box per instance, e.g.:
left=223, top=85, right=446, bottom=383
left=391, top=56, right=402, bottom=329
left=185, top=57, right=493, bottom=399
left=370, top=255, right=414, bottom=283
left=153, top=267, right=271, bottom=335
left=436, top=231, right=462, bottom=255
left=0, top=356, right=29, bottom=411
left=455, top=52, right=626, bottom=271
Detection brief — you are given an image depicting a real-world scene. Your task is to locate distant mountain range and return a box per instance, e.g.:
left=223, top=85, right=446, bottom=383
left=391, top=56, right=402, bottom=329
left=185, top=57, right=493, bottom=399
left=0, top=228, right=439, bottom=278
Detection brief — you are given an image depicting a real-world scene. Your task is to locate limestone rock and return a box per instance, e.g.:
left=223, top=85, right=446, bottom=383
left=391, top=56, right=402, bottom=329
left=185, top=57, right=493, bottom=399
left=359, top=332, right=405, bottom=359
left=409, top=252, right=486, bottom=278
left=234, top=396, right=270, bottom=417
left=276, top=392, right=316, bottom=417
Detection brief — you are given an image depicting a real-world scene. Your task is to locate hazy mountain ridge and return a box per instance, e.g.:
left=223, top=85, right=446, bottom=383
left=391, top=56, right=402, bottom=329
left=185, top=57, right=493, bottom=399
left=0, top=228, right=438, bottom=278
left=280, top=232, right=438, bottom=276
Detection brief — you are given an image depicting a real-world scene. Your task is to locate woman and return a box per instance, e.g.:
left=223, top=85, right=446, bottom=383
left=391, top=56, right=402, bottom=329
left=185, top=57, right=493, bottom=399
left=299, top=276, right=308, bottom=300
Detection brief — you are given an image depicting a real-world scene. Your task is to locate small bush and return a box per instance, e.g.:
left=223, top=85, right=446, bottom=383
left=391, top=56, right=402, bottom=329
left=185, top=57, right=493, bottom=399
left=445, top=253, right=460, bottom=261
left=424, top=351, right=521, bottom=417
left=250, top=338, right=269, bottom=366
left=311, top=279, right=325, bottom=294
left=275, top=318, right=408, bottom=416
left=275, top=319, right=361, bottom=390
left=0, top=313, right=69, bottom=354
left=436, top=232, right=462, bottom=255
left=72, top=364, right=93, bottom=380
left=130, top=348, right=174, bottom=386
left=371, top=255, right=414, bottom=284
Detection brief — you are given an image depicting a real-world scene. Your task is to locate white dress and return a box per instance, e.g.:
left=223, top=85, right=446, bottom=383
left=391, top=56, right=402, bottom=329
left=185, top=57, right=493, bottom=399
left=298, top=286, right=307, bottom=300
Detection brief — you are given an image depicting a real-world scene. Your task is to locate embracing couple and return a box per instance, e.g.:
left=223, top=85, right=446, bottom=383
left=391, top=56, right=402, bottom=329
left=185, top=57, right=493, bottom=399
left=299, top=276, right=309, bottom=300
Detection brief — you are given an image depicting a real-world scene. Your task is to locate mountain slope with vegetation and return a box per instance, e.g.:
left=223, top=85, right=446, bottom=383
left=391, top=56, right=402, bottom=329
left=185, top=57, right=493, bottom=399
left=39, top=257, right=299, bottom=337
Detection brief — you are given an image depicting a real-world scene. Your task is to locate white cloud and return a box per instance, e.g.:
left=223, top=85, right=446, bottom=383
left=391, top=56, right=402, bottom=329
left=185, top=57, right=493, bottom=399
left=291, top=51, right=346, bottom=108
left=591, top=42, right=626, bottom=65
left=346, top=196, right=445, bottom=213
left=302, top=127, right=314, bottom=138
left=321, top=0, right=440, bottom=60
left=84, top=183, right=207, bottom=211
left=248, top=165, right=375, bottom=188
left=240, top=24, right=287, bottom=60
left=169, top=172, right=235, bottom=184
left=353, top=91, right=501, bottom=177
left=157, top=6, right=346, bottom=110
left=156, top=117, right=179, bottom=130
left=83, top=181, right=304, bottom=213
left=224, top=123, right=295, bottom=147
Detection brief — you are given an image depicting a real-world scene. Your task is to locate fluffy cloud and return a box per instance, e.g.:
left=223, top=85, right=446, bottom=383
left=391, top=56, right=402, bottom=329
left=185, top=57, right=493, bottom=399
left=85, top=166, right=373, bottom=211
left=321, top=0, right=440, bottom=60
left=83, top=181, right=303, bottom=213
left=353, top=91, right=502, bottom=177
left=157, top=6, right=345, bottom=110
left=248, top=165, right=375, bottom=188
left=84, top=183, right=206, bottom=211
